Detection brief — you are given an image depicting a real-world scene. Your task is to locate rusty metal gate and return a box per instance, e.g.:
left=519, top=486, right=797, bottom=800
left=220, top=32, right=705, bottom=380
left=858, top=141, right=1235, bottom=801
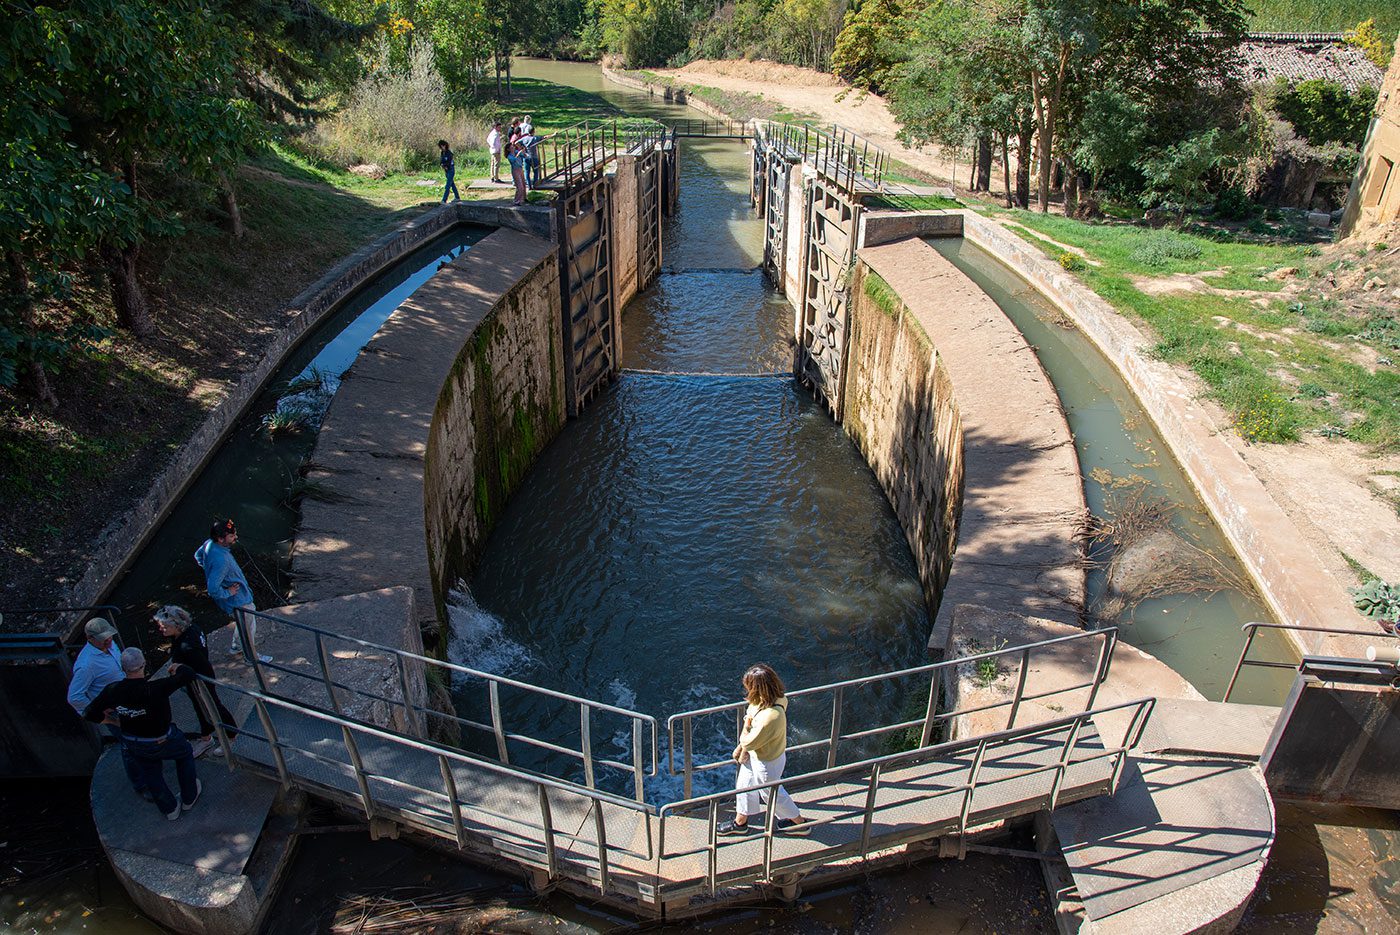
left=798, top=178, right=860, bottom=417
left=750, top=141, right=767, bottom=214
left=556, top=176, right=619, bottom=416
left=762, top=153, right=791, bottom=289
left=636, top=148, right=663, bottom=292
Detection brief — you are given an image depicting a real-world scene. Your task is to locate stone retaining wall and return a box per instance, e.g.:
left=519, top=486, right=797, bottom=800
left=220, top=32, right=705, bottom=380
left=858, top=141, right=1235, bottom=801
left=959, top=211, right=1367, bottom=656
left=842, top=261, right=965, bottom=623
left=295, top=228, right=564, bottom=632
left=600, top=66, right=734, bottom=122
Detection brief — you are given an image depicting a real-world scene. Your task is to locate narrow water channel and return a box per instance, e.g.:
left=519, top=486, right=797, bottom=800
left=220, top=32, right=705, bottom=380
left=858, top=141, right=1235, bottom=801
left=929, top=239, right=1292, bottom=704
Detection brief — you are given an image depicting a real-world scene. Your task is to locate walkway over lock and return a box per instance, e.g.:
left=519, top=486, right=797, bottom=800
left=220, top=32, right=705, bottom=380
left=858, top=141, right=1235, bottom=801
left=192, top=610, right=1152, bottom=915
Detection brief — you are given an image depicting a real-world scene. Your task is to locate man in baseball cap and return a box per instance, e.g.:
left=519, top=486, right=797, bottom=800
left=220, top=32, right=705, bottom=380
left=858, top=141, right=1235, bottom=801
left=67, top=617, right=149, bottom=798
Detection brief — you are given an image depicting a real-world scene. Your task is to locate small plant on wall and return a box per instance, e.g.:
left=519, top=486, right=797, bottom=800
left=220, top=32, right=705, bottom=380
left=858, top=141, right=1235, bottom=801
left=1351, top=580, right=1400, bottom=630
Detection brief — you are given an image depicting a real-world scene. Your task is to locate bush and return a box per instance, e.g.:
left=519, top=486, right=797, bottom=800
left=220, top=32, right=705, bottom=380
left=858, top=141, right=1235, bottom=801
left=1059, top=252, right=1086, bottom=271
left=1129, top=232, right=1204, bottom=267
left=300, top=42, right=487, bottom=174
left=1213, top=186, right=1260, bottom=221
left=1351, top=579, right=1400, bottom=626
left=1235, top=392, right=1300, bottom=443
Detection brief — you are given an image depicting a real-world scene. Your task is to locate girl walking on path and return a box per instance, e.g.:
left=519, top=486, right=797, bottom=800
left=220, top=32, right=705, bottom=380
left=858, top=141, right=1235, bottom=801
left=718, top=663, right=809, bottom=836
left=438, top=139, right=460, bottom=203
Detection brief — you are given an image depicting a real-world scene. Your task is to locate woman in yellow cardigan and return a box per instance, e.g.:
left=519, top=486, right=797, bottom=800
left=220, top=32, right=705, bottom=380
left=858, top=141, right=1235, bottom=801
left=717, top=663, right=809, bottom=836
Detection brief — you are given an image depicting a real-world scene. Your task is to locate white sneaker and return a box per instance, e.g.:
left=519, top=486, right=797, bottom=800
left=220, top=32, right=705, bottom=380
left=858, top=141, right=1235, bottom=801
left=191, top=737, right=214, bottom=758
left=256, top=654, right=272, bottom=664
left=211, top=743, right=226, bottom=758
left=166, top=804, right=181, bottom=821
left=183, top=779, right=203, bottom=811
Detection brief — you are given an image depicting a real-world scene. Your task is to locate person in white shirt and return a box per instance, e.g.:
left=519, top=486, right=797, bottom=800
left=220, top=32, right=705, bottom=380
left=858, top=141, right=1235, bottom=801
left=67, top=617, right=149, bottom=798
left=486, top=121, right=504, bottom=184
left=520, top=115, right=533, bottom=135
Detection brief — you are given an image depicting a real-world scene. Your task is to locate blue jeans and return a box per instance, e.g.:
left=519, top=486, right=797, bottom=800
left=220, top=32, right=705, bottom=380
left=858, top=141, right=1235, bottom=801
left=124, top=725, right=198, bottom=814
left=104, top=723, right=148, bottom=794
left=442, top=171, right=460, bottom=202
left=526, top=157, right=539, bottom=189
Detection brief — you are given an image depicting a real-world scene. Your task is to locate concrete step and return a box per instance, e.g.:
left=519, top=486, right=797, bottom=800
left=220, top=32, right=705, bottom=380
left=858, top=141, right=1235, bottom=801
left=1130, top=697, right=1280, bottom=760
left=1042, top=753, right=1274, bottom=934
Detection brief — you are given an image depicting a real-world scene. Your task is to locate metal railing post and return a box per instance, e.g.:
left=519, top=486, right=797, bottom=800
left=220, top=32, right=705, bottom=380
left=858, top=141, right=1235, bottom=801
left=1223, top=625, right=1260, bottom=702
left=1048, top=718, right=1085, bottom=812
left=959, top=738, right=989, bottom=833
left=313, top=631, right=342, bottom=716
left=580, top=705, right=596, bottom=789
left=396, top=654, right=422, bottom=737
left=252, top=696, right=289, bottom=787
left=593, top=802, right=610, bottom=894
left=859, top=763, right=883, bottom=857
left=341, top=725, right=376, bottom=819
left=237, top=609, right=269, bottom=694
left=631, top=718, right=645, bottom=802
left=196, top=681, right=240, bottom=772
left=707, top=799, right=720, bottom=895
left=682, top=717, right=694, bottom=799
left=827, top=685, right=844, bottom=768
left=438, top=754, right=467, bottom=849
left=1085, top=628, right=1117, bottom=711
left=488, top=680, right=509, bottom=763
left=920, top=670, right=939, bottom=747
left=539, top=786, right=558, bottom=881
left=1007, top=647, right=1032, bottom=729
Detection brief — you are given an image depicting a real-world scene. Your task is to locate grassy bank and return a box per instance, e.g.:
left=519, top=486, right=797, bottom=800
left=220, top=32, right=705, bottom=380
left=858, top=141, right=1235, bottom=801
left=629, top=69, right=818, bottom=124
left=986, top=209, right=1399, bottom=451
left=1247, top=0, right=1399, bottom=44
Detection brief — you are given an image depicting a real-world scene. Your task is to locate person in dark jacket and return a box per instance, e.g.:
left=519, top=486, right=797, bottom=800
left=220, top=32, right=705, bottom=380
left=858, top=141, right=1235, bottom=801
left=438, top=139, right=461, bottom=203
left=84, top=648, right=201, bottom=820
left=155, top=605, right=236, bottom=758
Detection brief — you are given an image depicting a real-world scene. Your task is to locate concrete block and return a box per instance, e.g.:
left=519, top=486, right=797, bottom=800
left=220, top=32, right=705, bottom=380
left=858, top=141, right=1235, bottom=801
left=858, top=210, right=964, bottom=247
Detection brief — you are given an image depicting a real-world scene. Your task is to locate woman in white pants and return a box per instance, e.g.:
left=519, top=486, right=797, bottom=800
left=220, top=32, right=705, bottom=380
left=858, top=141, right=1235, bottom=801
left=717, top=663, right=809, bottom=836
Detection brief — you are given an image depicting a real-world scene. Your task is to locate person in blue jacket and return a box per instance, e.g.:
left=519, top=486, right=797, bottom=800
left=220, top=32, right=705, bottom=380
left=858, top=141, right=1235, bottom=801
left=438, top=139, right=461, bottom=203
left=194, top=518, right=271, bottom=663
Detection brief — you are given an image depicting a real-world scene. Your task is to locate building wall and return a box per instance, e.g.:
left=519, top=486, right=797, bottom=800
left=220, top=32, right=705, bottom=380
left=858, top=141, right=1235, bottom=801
left=1341, top=35, right=1400, bottom=237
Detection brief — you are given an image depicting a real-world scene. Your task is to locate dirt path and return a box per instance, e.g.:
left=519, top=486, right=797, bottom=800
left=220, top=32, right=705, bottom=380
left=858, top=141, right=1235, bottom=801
left=658, top=59, right=1014, bottom=196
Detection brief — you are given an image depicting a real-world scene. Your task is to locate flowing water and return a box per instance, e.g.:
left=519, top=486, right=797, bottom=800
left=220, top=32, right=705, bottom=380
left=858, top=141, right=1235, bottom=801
left=462, top=59, right=928, bottom=800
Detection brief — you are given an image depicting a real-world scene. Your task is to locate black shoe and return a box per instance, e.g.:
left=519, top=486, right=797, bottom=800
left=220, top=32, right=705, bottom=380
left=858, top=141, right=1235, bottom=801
left=777, top=817, right=810, bottom=836
left=717, top=819, right=754, bottom=836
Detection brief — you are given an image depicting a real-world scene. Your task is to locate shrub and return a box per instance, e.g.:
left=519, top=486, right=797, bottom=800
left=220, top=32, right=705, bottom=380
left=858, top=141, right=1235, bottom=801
left=300, top=42, right=486, bottom=173
left=1130, top=232, right=1204, bottom=267
left=1059, top=252, right=1086, bottom=271
left=1213, top=186, right=1260, bottom=221
left=1351, top=579, right=1400, bottom=625
left=1297, top=382, right=1328, bottom=399
left=1234, top=393, right=1299, bottom=443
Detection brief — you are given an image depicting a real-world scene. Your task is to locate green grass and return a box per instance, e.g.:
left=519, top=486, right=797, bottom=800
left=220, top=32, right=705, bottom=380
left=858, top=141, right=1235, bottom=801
left=501, top=76, right=622, bottom=129
left=995, top=211, right=1400, bottom=451
left=864, top=193, right=964, bottom=212
left=1246, top=0, right=1399, bottom=43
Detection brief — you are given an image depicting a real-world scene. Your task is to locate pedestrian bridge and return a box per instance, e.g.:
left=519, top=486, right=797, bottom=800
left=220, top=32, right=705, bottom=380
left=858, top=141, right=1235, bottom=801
left=194, top=610, right=1159, bottom=916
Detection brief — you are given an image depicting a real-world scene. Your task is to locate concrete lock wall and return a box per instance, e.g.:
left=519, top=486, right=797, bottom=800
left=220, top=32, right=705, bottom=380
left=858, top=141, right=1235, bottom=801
left=295, top=227, right=565, bottom=638
left=842, top=262, right=966, bottom=622
left=612, top=154, right=642, bottom=309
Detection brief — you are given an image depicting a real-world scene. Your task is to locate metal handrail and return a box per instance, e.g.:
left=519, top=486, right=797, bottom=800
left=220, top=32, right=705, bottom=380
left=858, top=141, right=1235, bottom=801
left=666, top=628, right=1118, bottom=797
left=753, top=120, right=888, bottom=196
left=232, top=608, right=659, bottom=800
left=656, top=697, right=1155, bottom=898
left=1222, top=621, right=1399, bottom=701
left=192, top=674, right=653, bottom=902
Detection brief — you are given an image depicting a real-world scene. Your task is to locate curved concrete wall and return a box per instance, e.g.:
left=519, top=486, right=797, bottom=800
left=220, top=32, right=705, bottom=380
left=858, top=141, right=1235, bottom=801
left=294, top=227, right=565, bottom=633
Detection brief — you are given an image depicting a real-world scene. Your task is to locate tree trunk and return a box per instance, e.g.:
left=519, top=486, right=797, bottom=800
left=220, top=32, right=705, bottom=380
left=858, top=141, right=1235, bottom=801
left=976, top=135, right=992, bottom=192
left=1001, top=134, right=1013, bottom=208
left=219, top=172, right=245, bottom=239
left=1063, top=155, right=1079, bottom=218
left=103, top=242, right=155, bottom=338
left=4, top=250, right=58, bottom=410
left=1015, top=121, right=1033, bottom=209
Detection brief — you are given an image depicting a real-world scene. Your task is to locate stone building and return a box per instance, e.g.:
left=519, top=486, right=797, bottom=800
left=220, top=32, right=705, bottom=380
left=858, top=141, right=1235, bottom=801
left=1340, top=35, right=1400, bottom=238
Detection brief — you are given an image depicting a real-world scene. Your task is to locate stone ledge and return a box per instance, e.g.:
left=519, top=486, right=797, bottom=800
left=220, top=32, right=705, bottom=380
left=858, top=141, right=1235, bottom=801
left=958, top=211, right=1370, bottom=658
left=859, top=210, right=963, bottom=247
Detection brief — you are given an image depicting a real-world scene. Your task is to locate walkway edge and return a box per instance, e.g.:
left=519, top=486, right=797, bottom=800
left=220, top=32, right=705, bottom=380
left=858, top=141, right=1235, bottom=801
left=959, top=211, right=1368, bottom=658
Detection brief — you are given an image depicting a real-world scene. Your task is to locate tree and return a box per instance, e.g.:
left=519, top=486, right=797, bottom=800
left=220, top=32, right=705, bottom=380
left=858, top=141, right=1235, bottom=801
left=832, top=0, right=910, bottom=93
left=595, top=0, right=689, bottom=68
left=1140, top=127, right=1233, bottom=219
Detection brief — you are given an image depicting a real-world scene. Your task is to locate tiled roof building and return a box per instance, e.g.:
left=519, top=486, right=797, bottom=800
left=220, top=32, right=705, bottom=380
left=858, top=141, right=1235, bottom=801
left=1233, top=33, right=1384, bottom=93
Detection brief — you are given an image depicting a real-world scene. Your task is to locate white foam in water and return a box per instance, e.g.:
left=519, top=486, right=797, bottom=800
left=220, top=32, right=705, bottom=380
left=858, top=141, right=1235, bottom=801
left=445, top=584, right=535, bottom=677
left=607, top=678, right=638, bottom=710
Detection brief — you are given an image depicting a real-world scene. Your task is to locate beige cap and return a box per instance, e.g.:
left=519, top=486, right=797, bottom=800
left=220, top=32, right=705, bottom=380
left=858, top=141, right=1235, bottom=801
left=85, top=617, right=118, bottom=641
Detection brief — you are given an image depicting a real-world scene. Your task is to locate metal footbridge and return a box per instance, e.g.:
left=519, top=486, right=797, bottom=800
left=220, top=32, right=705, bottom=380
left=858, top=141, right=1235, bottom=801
left=193, top=611, right=1150, bottom=916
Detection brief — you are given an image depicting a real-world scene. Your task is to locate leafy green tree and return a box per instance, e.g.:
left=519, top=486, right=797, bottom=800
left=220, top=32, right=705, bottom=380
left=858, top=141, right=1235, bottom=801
left=1070, top=83, right=1148, bottom=195
left=1140, top=127, right=1233, bottom=218
left=832, top=0, right=910, bottom=93
left=596, top=0, right=689, bottom=67
left=1274, top=79, right=1379, bottom=147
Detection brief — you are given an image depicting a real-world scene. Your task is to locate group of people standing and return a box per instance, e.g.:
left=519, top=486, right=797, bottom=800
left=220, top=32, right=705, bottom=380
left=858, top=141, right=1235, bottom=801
left=436, top=115, right=543, bottom=209
left=488, top=115, right=543, bottom=206
left=66, top=518, right=268, bottom=821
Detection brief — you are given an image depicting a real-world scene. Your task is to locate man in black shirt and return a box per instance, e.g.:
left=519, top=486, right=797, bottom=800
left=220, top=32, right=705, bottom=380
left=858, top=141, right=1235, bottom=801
left=84, top=647, right=202, bottom=820
left=155, top=605, right=237, bottom=757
